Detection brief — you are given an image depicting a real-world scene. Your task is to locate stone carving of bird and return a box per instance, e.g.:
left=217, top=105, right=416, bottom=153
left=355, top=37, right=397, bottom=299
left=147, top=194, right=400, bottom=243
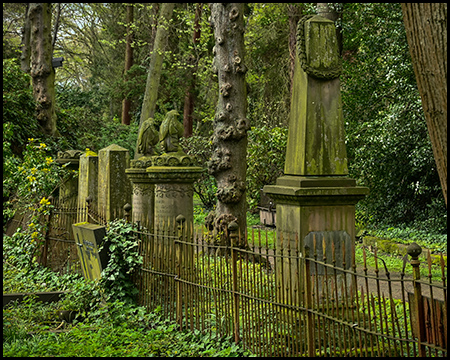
left=159, top=110, right=184, bottom=153
left=137, top=118, right=159, bottom=156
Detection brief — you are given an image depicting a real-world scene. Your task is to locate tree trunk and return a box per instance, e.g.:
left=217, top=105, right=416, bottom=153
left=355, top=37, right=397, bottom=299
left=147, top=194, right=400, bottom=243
left=401, top=3, right=447, bottom=205
left=20, top=3, right=31, bottom=73
left=28, top=3, right=58, bottom=136
left=288, top=4, right=302, bottom=97
left=183, top=3, right=202, bottom=138
left=208, top=3, right=249, bottom=242
left=135, top=3, right=175, bottom=158
left=122, top=4, right=134, bottom=126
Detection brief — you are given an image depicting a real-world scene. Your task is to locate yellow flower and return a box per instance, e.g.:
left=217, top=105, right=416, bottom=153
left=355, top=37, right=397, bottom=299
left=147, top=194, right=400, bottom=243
left=28, top=138, right=35, bottom=142
left=31, top=167, right=37, bottom=174
left=39, top=143, right=47, bottom=148
left=42, top=168, right=49, bottom=172
left=31, top=231, right=39, bottom=238
left=45, top=157, right=53, bottom=165
left=28, top=223, right=35, bottom=228
left=27, top=176, right=36, bottom=182
left=40, top=197, right=51, bottom=206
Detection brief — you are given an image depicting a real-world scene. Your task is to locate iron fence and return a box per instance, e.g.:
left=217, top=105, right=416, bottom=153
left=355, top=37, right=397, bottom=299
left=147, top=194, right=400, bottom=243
left=132, top=218, right=447, bottom=357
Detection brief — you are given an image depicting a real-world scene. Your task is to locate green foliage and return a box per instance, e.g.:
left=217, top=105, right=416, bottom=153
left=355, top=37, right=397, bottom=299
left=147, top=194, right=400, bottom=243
left=181, top=135, right=217, bottom=210
left=3, top=138, right=74, bottom=241
left=2, top=58, right=38, bottom=154
left=247, top=126, right=288, bottom=209
left=341, top=3, right=446, bottom=233
left=99, top=219, right=143, bottom=305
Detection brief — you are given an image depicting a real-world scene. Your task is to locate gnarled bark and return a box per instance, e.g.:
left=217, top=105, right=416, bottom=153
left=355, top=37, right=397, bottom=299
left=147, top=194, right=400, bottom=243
left=208, top=4, right=249, bottom=242
left=28, top=3, right=57, bottom=136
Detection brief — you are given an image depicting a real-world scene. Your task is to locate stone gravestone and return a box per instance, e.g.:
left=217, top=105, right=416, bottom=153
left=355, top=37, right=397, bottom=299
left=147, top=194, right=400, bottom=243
left=98, top=144, right=132, bottom=222
left=263, top=15, right=369, bottom=305
left=72, top=222, right=109, bottom=280
left=77, top=150, right=99, bottom=222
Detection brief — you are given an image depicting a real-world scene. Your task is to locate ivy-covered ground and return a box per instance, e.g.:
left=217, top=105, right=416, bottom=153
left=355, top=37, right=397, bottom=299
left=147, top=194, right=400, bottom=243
left=3, top=230, right=253, bottom=357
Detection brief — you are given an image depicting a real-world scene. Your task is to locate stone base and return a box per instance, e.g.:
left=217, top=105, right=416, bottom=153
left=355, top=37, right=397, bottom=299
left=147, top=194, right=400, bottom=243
left=264, top=175, right=368, bottom=306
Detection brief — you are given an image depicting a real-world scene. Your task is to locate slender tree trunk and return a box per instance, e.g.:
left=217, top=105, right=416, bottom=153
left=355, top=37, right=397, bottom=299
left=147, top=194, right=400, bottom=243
left=183, top=3, right=202, bottom=138
left=122, top=4, right=134, bottom=125
left=28, top=3, right=58, bottom=136
left=288, top=4, right=302, bottom=97
left=135, top=3, right=175, bottom=158
left=208, top=4, right=249, bottom=242
left=401, top=3, right=447, bottom=205
left=20, top=3, right=31, bottom=73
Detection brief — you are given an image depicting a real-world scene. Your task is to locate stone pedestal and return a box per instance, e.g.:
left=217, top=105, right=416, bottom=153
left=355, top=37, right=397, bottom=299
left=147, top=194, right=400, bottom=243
left=98, top=144, right=131, bottom=221
left=146, top=158, right=203, bottom=272
left=147, top=165, right=203, bottom=225
left=126, top=157, right=155, bottom=228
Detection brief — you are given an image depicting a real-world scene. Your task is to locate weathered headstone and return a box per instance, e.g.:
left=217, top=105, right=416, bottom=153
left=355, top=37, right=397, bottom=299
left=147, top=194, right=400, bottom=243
left=77, top=150, right=99, bottom=222
left=263, top=15, right=369, bottom=304
left=97, top=144, right=132, bottom=221
left=72, top=222, right=108, bottom=280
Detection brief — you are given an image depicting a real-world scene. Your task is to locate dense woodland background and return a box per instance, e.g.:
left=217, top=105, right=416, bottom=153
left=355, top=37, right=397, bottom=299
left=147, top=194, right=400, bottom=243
left=3, top=3, right=447, bottom=235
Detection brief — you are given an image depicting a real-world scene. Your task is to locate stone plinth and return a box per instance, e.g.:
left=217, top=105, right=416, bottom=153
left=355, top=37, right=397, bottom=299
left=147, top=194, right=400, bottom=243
left=98, top=144, right=131, bottom=221
left=146, top=165, right=203, bottom=225
left=126, top=156, right=156, bottom=227
left=77, top=152, right=98, bottom=222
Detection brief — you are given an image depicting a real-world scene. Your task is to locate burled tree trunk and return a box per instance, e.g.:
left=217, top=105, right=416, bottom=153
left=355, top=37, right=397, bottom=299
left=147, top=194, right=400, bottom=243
left=28, top=3, right=57, bottom=136
left=208, top=3, right=249, bottom=243
left=401, top=3, right=447, bottom=206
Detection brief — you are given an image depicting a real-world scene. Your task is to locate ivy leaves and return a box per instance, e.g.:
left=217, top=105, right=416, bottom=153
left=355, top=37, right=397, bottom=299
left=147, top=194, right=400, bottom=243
left=99, top=219, right=142, bottom=305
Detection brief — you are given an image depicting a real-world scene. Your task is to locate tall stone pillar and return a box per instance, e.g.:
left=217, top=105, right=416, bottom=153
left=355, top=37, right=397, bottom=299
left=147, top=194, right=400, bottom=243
left=98, top=144, right=132, bottom=222
left=263, top=15, right=369, bottom=303
left=77, top=151, right=98, bottom=222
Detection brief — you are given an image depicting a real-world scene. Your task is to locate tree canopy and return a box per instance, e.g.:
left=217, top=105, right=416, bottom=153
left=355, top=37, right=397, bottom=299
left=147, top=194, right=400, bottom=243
left=3, top=3, right=446, bottom=234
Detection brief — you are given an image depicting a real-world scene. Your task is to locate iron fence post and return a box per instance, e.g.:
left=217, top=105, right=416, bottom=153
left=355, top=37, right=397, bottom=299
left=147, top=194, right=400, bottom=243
left=176, top=214, right=185, bottom=329
left=228, top=220, right=241, bottom=344
left=304, top=245, right=315, bottom=357
left=408, top=242, right=426, bottom=357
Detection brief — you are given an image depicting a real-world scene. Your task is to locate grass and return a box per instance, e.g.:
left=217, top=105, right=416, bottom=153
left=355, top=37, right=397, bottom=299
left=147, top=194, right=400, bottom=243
left=3, top=292, right=253, bottom=357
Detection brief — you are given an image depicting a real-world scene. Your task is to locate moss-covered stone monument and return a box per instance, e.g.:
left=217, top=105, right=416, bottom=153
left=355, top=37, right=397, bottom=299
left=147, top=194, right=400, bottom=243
left=263, top=15, right=369, bottom=303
